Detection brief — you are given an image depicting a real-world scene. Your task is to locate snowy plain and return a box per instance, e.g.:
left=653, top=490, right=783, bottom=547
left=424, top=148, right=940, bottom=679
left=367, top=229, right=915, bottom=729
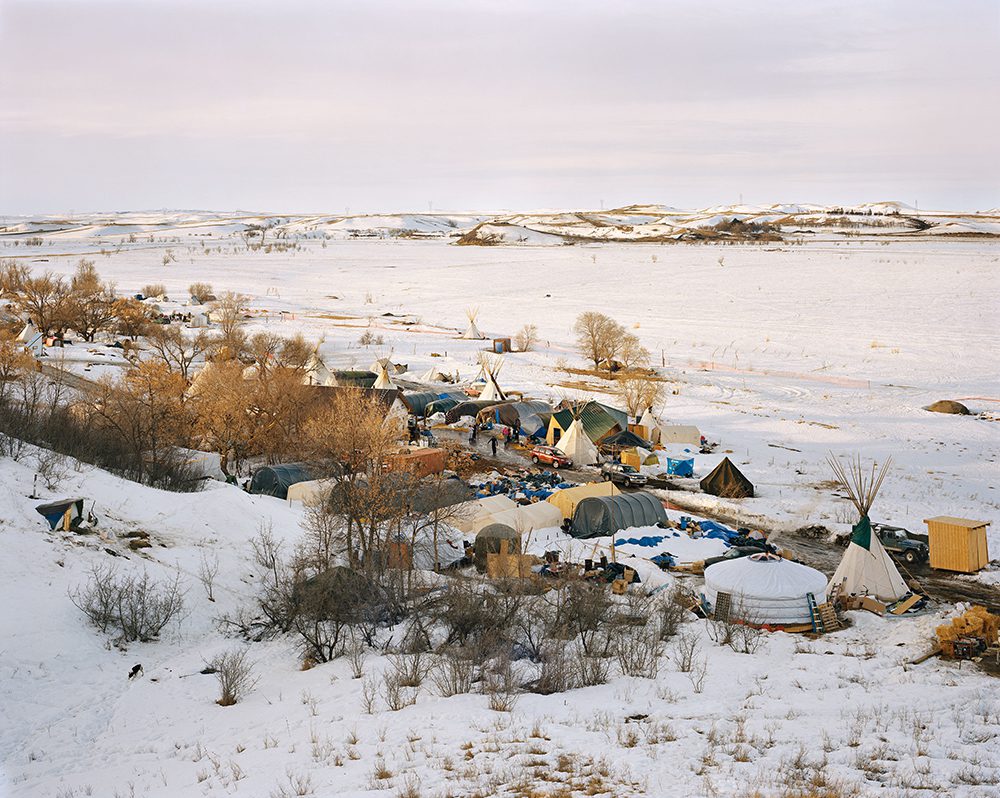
left=1, top=220, right=999, bottom=797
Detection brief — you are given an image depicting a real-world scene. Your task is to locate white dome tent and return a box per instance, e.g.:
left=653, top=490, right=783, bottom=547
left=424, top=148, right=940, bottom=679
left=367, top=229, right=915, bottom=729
left=702, top=553, right=828, bottom=626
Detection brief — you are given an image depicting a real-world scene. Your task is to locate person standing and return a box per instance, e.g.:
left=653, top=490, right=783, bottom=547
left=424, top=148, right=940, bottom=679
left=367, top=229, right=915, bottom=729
left=490, top=436, right=498, bottom=457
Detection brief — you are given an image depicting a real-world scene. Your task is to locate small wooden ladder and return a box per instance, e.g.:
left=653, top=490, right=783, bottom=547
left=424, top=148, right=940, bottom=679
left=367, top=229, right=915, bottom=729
left=807, top=592, right=842, bottom=633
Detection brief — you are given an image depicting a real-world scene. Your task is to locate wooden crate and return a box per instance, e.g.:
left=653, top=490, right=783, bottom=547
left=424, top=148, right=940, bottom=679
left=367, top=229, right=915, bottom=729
left=924, top=516, right=990, bottom=573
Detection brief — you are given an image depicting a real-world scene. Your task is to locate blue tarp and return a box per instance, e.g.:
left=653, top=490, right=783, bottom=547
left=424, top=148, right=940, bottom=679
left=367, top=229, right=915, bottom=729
left=699, top=520, right=738, bottom=542
left=666, top=457, right=694, bottom=477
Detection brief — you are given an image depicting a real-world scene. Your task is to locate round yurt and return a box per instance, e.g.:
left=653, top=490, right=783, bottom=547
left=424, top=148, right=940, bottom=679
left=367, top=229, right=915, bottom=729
left=473, top=523, right=521, bottom=572
left=702, top=553, right=827, bottom=626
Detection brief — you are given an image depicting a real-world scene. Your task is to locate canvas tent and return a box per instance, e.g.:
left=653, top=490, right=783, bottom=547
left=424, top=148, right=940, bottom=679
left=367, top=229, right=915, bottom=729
left=547, top=481, right=619, bottom=520
left=547, top=401, right=627, bottom=446
left=477, top=400, right=553, bottom=437
left=369, top=357, right=406, bottom=375
left=570, top=492, right=667, bottom=539
left=826, top=455, right=909, bottom=603
left=639, top=408, right=659, bottom=440
left=600, top=429, right=654, bottom=454
left=700, top=457, right=755, bottom=498
left=36, top=498, right=85, bottom=531
left=554, top=418, right=600, bottom=466
left=477, top=356, right=505, bottom=403
left=372, top=363, right=396, bottom=390
left=658, top=425, right=702, bottom=446
left=703, top=553, right=828, bottom=625
left=17, top=320, right=45, bottom=357
left=828, top=516, right=909, bottom=603
left=419, top=366, right=453, bottom=383
left=460, top=308, right=487, bottom=340
left=250, top=463, right=315, bottom=499
left=450, top=494, right=518, bottom=534
left=402, top=391, right=466, bottom=418
left=473, top=500, right=563, bottom=535
left=445, top=399, right=511, bottom=424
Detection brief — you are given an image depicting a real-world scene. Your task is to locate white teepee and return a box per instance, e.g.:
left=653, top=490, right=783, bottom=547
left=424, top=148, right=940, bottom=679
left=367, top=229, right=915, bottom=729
left=460, top=307, right=487, bottom=340
left=826, top=455, right=909, bottom=603
left=304, top=348, right=335, bottom=386
left=17, top=319, right=45, bottom=357
left=478, top=354, right=505, bottom=402
left=373, top=361, right=396, bottom=390
left=638, top=406, right=661, bottom=444
left=555, top=416, right=599, bottom=466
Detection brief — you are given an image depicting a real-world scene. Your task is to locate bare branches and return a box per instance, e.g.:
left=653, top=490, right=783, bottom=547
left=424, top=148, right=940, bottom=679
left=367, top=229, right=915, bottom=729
left=827, top=453, right=892, bottom=517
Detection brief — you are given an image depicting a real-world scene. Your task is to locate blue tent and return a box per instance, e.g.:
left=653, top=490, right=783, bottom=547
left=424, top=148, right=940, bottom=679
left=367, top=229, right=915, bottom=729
left=666, top=457, right=694, bottom=477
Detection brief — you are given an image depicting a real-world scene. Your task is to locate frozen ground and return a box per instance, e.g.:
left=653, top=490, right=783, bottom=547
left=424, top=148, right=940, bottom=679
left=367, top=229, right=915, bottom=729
left=1, top=222, right=999, bottom=796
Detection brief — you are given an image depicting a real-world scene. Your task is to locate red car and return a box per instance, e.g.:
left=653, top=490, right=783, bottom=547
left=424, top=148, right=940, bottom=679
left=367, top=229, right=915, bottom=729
left=530, top=445, right=572, bottom=469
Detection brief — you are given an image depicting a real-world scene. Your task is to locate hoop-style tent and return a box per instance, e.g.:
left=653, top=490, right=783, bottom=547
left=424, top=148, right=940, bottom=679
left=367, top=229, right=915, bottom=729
left=703, top=553, right=828, bottom=625
left=474, top=523, right=521, bottom=571
left=250, top=463, right=315, bottom=499
left=547, top=481, right=619, bottom=520
left=700, top=457, right=755, bottom=498
left=570, top=492, right=666, bottom=539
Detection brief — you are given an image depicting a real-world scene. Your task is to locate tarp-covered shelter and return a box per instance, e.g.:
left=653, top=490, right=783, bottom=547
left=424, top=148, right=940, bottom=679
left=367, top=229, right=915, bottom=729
left=547, top=481, right=619, bottom=520
left=570, top=492, right=667, bottom=539
left=36, top=498, right=85, bottom=531
left=317, top=474, right=473, bottom=517
left=703, top=553, right=828, bottom=625
left=402, top=391, right=466, bottom=418
left=700, top=457, right=755, bottom=498
left=474, top=523, right=521, bottom=571
left=330, top=370, right=378, bottom=388
left=600, top=429, right=654, bottom=454
left=477, top=400, right=553, bottom=437
left=425, top=397, right=464, bottom=417
left=547, top=401, right=628, bottom=446
left=445, top=399, right=511, bottom=424
left=250, top=463, right=315, bottom=499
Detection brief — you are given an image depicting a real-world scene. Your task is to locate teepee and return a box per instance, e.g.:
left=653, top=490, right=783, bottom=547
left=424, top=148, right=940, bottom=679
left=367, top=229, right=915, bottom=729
left=304, top=346, right=335, bottom=386
left=478, top=354, right=505, bottom=403
left=555, top=404, right=599, bottom=466
left=638, top=406, right=661, bottom=444
left=460, top=307, right=487, bottom=340
left=372, top=358, right=396, bottom=390
left=827, top=454, right=909, bottom=603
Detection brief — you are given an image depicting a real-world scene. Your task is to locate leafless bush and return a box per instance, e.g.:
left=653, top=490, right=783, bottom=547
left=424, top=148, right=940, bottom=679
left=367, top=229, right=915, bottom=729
left=382, top=666, right=417, bottom=711
left=358, top=330, right=383, bottom=346
left=35, top=448, right=70, bottom=490
left=388, top=652, right=431, bottom=688
left=270, top=769, right=314, bottom=798
left=70, top=563, right=185, bottom=642
left=210, top=647, right=259, bottom=706
left=141, top=283, right=167, bottom=299
left=531, top=641, right=578, bottom=694
left=551, top=580, right=613, bottom=656
left=347, top=636, right=366, bottom=679
left=575, top=644, right=611, bottom=687
left=612, top=621, right=661, bottom=679
left=432, top=648, right=476, bottom=697
left=687, top=656, right=708, bottom=693
left=198, top=551, right=219, bottom=602
left=433, top=581, right=520, bottom=661
left=482, top=660, right=518, bottom=712
left=672, top=631, right=700, bottom=673
left=656, top=586, right=691, bottom=640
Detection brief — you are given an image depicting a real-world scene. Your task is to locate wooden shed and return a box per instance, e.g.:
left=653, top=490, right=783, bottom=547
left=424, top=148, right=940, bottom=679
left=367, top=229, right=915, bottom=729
left=924, top=516, right=990, bottom=573
left=493, top=337, right=512, bottom=354
left=385, top=447, right=447, bottom=479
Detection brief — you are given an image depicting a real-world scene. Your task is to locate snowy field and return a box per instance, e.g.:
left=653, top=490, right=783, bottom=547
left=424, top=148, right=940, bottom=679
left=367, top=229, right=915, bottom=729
left=2, top=228, right=1000, bottom=797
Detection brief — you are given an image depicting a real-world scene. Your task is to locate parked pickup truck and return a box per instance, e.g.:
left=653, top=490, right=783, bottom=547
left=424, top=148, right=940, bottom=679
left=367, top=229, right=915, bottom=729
left=600, top=462, right=647, bottom=488
left=872, top=523, right=929, bottom=564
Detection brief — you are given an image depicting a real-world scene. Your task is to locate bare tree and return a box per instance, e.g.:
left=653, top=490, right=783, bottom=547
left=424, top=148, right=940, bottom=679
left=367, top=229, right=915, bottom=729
left=210, top=292, right=250, bottom=353
left=573, top=311, right=626, bottom=372
left=618, top=332, right=650, bottom=370
left=514, top=324, right=538, bottom=352
left=67, top=260, right=117, bottom=342
left=146, top=325, right=210, bottom=382
left=616, top=374, right=665, bottom=418
left=198, top=550, right=220, bottom=602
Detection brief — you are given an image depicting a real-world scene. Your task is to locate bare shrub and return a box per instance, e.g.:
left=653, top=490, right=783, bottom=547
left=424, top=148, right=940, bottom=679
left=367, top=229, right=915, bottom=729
left=388, top=652, right=431, bottom=688
left=483, top=660, right=518, bottom=712
left=575, top=644, right=611, bottom=687
left=141, top=283, right=167, bottom=299
left=188, top=282, right=214, bottom=302
left=210, top=647, right=259, bottom=706
left=197, top=551, right=219, bottom=602
left=672, top=631, right=700, bottom=673
left=531, top=641, right=578, bottom=695
left=687, top=656, right=708, bottom=693
left=70, top=563, right=185, bottom=642
left=656, top=586, right=690, bottom=640
left=358, top=329, right=383, bottom=346
left=347, top=636, right=367, bottom=679
left=612, top=621, right=661, bottom=679
left=432, top=648, right=475, bottom=697
left=551, top=580, right=612, bottom=656
left=382, top=666, right=417, bottom=712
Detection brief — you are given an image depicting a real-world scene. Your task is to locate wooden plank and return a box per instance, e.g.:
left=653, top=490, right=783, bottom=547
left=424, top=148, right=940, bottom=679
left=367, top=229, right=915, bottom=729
left=890, top=593, right=923, bottom=615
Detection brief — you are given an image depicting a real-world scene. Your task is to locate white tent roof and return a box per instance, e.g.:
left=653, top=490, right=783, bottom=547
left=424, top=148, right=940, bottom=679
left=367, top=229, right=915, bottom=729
left=828, top=535, right=909, bottom=603
left=554, top=418, right=599, bottom=465
left=479, top=374, right=504, bottom=403
left=372, top=365, right=396, bottom=390
left=704, top=553, right=828, bottom=625
left=450, top=494, right=518, bottom=533
left=472, top=501, right=563, bottom=535
left=461, top=319, right=486, bottom=340
left=420, top=366, right=449, bottom=383
left=304, top=351, right=335, bottom=386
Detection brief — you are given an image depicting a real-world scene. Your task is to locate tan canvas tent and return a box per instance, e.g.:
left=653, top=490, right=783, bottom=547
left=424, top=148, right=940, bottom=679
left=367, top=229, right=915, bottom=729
left=450, top=494, right=518, bottom=534
left=658, top=425, right=701, bottom=445
left=547, top=481, right=619, bottom=520
left=472, top=500, right=563, bottom=534
left=555, top=417, right=599, bottom=465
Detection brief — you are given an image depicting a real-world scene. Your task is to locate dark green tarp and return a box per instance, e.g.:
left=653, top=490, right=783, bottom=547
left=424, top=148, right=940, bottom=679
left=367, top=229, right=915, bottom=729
left=570, top=492, right=666, bottom=539
left=699, top=457, right=755, bottom=498
left=250, top=463, right=315, bottom=499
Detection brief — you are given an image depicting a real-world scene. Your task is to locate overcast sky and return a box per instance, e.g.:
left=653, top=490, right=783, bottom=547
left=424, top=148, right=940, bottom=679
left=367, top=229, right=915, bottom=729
left=1, top=0, right=998, bottom=214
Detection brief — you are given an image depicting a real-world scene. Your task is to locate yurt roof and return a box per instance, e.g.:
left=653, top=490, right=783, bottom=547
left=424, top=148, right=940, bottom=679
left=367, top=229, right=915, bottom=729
left=705, top=553, right=826, bottom=600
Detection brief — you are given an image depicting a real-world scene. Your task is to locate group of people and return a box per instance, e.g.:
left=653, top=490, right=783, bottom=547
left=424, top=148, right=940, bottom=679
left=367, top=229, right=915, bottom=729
left=469, top=421, right=521, bottom=457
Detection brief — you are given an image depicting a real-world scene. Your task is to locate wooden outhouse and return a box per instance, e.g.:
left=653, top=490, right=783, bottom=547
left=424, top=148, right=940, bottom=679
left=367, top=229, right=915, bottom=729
left=924, top=516, right=990, bottom=573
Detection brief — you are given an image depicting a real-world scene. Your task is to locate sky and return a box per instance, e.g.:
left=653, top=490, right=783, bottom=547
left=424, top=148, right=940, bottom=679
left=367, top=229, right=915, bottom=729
left=1, top=0, right=998, bottom=214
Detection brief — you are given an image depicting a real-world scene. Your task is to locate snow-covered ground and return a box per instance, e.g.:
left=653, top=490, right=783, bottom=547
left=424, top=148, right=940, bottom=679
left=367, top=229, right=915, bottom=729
left=2, top=222, right=999, bottom=796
